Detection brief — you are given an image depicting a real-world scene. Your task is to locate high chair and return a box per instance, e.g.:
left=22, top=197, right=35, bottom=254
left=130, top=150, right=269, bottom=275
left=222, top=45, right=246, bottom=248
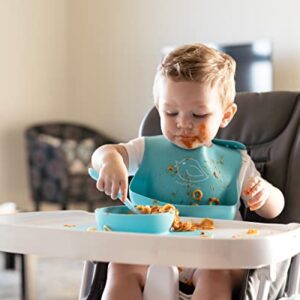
left=0, top=91, right=299, bottom=300
left=80, top=91, right=300, bottom=300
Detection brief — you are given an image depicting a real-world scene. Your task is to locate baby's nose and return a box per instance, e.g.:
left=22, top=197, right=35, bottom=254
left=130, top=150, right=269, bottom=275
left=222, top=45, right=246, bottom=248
left=176, top=117, right=193, bottom=129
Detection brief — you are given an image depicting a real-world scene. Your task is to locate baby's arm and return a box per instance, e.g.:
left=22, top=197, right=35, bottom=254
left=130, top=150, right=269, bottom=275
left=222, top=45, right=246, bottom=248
left=91, top=144, right=129, bottom=201
left=243, top=176, right=284, bottom=219
left=240, top=151, right=284, bottom=219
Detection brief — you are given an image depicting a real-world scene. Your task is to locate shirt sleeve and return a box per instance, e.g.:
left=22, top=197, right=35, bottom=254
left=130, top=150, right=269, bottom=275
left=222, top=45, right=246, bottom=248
left=119, top=137, right=145, bottom=176
left=238, top=150, right=261, bottom=206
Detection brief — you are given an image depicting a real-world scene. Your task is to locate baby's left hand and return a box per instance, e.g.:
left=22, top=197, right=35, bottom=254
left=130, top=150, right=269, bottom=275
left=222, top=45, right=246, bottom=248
left=243, top=176, right=271, bottom=211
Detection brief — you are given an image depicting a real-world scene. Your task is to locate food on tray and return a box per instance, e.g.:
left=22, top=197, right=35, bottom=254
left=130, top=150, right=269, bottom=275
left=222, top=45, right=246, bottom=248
left=199, top=231, right=214, bottom=238
left=63, top=224, right=76, bottom=228
left=246, top=228, right=259, bottom=235
left=86, top=226, right=97, bottom=232
left=136, top=204, right=214, bottom=232
left=192, top=188, right=203, bottom=201
left=231, top=234, right=241, bottom=239
left=208, top=197, right=220, bottom=205
left=173, top=218, right=215, bottom=231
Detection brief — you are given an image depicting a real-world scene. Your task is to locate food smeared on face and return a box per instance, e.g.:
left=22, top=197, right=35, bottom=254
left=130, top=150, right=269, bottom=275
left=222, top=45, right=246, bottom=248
left=198, top=123, right=208, bottom=142
left=181, top=136, right=199, bottom=148
left=180, top=124, right=208, bottom=149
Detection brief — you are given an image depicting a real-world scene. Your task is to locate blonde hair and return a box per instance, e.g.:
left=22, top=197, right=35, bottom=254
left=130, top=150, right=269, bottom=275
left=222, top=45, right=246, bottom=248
left=153, top=43, right=236, bottom=107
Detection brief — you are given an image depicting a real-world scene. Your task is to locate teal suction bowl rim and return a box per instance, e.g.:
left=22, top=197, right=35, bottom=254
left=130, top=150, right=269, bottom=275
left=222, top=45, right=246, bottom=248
left=95, top=205, right=175, bottom=234
left=95, top=206, right=174, bottom=217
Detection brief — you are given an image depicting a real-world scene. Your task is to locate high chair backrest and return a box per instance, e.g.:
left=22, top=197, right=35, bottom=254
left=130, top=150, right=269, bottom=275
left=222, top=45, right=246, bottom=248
left=139, top=91, right=300, bottom=224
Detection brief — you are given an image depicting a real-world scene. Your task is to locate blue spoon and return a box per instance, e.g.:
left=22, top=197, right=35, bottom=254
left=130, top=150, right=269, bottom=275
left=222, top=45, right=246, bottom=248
left=88, top=168, right=141, bottom=214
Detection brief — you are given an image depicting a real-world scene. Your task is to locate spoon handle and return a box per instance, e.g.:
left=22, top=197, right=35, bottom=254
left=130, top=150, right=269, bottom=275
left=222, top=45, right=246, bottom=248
left=88, top=168, right=140, bottom=214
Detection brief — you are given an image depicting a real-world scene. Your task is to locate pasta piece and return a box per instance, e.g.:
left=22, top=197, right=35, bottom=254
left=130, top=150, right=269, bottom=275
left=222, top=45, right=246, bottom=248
left=208, top=197, right=220, bottom=205
left=246, top=228, right=259, bottom=235
left=136, top=204, right=215, bottom=232
left=192, top=189, right=203, bottom=201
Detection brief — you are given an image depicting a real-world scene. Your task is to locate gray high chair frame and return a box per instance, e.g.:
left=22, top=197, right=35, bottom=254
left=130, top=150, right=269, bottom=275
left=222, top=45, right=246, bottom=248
left=80, top=91, right=300, bottom=300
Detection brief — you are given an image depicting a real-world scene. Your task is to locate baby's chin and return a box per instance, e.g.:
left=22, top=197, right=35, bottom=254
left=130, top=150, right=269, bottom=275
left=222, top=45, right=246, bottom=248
left=173, top=138, right=203, bottom=150
left=171, top=137, right=212, bottom=149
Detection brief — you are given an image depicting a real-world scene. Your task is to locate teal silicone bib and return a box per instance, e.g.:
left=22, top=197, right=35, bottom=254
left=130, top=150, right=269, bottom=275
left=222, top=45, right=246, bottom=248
left=130, top=136, right=245, bottom=220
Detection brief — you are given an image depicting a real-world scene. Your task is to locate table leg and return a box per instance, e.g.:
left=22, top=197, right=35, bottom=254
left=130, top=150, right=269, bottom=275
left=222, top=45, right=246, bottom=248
left=5, top=252, right=16, bottom=269
left=21, top=254, right=37, bottom=300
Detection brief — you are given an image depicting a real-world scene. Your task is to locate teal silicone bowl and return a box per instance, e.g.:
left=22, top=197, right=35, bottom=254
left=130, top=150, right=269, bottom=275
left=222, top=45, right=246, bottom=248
left=95, top=206, right=175, bottom=234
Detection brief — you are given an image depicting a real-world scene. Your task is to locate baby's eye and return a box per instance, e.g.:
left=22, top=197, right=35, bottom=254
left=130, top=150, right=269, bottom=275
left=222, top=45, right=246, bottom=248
left=193, top=113, right=208, bottom=118
left=165, top=111, right=178, bottom=116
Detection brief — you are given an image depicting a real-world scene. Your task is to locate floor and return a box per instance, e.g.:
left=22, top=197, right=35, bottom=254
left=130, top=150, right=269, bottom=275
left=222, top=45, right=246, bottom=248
left=0, top=254, right=83, bottom=300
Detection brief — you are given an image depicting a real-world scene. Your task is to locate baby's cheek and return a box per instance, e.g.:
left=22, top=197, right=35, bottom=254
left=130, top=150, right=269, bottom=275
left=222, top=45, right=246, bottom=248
left=198, top=124, right=208, bottom=142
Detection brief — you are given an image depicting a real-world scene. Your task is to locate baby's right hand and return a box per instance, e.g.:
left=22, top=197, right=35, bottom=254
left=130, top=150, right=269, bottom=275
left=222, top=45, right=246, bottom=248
left=96, top=161, right=128, bottom=201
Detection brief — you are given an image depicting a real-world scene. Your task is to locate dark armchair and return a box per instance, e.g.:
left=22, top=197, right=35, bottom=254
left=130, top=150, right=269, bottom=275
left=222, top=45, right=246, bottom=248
left=25, top=122, right=115, bottom=211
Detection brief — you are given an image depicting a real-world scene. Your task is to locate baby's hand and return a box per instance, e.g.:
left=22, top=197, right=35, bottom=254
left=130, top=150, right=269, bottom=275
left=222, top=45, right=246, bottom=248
left=96, top=161, right=128, bottom=201
left=243, top=176, right=270, bottom=211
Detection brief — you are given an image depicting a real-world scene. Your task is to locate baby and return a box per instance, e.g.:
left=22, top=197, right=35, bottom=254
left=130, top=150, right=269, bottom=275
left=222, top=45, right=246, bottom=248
left=92, top=43, right=284, bottom=300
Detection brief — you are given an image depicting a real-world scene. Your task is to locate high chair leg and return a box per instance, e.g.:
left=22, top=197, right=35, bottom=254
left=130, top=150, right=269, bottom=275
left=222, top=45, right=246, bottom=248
left=79, top=261, right=96, bottom=300
left=256, top=264, right=276, bottom=300
left=143, top=265, right=179, bottom=300
left=285, top=254, right=300, bottom=298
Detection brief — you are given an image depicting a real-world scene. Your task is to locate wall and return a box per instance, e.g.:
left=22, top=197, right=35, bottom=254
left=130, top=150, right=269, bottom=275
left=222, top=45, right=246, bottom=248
left=69, top=0, right=300, bottom=142
left=1, top=0, right=300, bottom=209
left=0, top=0, right=69, bottom=208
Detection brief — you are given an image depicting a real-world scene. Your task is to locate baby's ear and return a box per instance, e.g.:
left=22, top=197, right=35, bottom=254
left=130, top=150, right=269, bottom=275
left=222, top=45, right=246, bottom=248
left=220, top=103, right=237, bottom=128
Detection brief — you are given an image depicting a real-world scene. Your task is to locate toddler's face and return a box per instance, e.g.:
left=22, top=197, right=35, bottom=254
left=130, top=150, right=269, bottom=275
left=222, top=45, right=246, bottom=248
left=156, top=78, right=235, bottom=149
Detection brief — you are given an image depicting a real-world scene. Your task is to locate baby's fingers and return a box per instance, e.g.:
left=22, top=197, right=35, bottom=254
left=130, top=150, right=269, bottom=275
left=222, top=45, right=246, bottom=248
left=119, top=179, right=128, bottom=202
left=111, top=181, right=121, bottom=200
left=243, top=176, right=262, bottom=197
left=96, top=178, right=105, bottom=192
left=247, top=188, right=269, bottom=211
left=103, top=180, right=112, bottom=197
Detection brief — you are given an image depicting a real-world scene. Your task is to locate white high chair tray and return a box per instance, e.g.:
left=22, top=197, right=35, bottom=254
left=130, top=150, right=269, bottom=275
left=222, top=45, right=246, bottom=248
left=1, top=210, right=300, bottom=269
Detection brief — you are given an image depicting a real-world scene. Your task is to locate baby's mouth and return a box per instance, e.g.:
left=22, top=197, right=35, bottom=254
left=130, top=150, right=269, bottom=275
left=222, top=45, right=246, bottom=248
left=178, top=135, right=202, bottom=148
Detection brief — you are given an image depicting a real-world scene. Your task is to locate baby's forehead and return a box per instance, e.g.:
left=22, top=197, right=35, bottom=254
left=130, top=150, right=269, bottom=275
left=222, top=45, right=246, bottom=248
left=161, top=100, right=211, bottom=109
